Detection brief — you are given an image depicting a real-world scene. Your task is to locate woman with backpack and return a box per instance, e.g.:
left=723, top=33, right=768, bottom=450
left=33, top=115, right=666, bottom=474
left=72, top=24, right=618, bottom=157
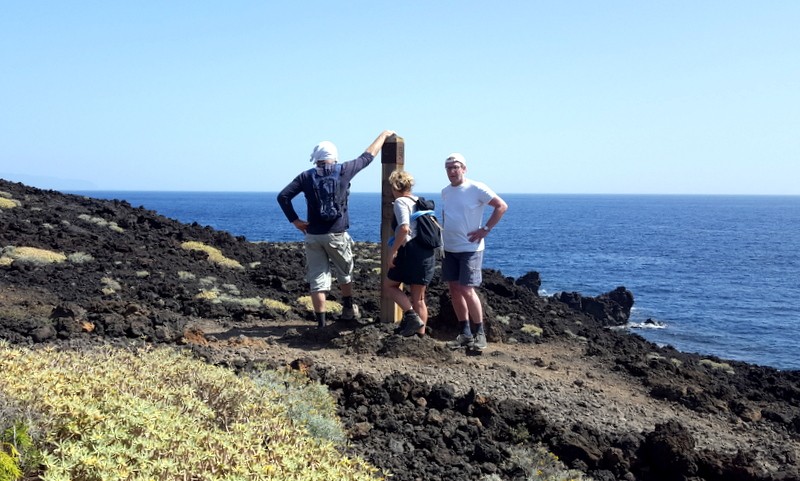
left=384, top=170, right=438, bottom=337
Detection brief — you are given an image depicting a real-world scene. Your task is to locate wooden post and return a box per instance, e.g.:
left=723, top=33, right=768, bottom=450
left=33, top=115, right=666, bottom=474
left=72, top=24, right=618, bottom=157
left=380, top=135, right=404, bottom=324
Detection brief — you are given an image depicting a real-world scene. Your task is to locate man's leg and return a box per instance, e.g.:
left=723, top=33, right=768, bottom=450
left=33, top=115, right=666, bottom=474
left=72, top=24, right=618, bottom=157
left=447, top=281, right=470, bottom=322
left=328, top=233, right=359, bottom=320
left=311, top=290, right=327, bottom=327
left=305, top=234, right=333, bottom=328
left=461, top=285, right=484, bottom=325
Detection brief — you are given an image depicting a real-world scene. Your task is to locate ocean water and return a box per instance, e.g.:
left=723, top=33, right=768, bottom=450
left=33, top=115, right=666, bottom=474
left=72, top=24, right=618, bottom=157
left=78, top=191, right=800, bottom=371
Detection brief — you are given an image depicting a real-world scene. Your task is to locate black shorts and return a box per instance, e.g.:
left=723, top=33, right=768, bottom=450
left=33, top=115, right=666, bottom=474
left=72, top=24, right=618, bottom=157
left=387, top=238, right=436, bottom=285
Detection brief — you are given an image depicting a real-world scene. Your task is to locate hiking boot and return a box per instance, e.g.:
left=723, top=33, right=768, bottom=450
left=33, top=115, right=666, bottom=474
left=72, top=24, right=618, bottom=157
left=446, top=334, right=475, bottom=350
left=400, top=311, right=424, bottom=337
left=340, top=304, right=360, bottom=321
left=393, top=317, right=409, bottom=334
left=472, top=332, right=487, bottom=350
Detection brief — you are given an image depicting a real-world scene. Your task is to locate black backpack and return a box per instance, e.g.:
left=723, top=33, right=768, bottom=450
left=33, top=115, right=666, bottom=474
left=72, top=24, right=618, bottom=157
left=411, top=196, right=443, bottom=250
left=311, top=164, right=343, bottom=222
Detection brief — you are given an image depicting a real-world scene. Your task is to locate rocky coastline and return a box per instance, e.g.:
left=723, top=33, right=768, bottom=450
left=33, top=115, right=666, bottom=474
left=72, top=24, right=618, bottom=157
left=1, top=178, right=798, bottom=481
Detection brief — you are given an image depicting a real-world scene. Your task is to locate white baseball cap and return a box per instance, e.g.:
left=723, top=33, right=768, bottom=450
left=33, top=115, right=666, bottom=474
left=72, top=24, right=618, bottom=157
left=445, top=152, right=467, bottom=167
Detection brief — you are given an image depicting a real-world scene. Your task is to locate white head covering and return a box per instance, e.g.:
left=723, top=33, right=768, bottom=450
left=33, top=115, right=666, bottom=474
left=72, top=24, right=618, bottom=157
left=445, top=152, right=467, bottom=167
left=310, top=141, right=338, bottom=163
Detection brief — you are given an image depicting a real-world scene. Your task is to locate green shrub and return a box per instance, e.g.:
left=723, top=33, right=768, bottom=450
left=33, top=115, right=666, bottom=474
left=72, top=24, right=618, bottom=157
left=67, top=252, right=94, bottom=264
left=0, top=344, right=381, bottom=481
left=505, top=444, right=594, bottom=481
left=0, top=389, right=43, bottom=481
left=0, top=451, right=21, bottom=481
left=0, top=422, right=41, bottom=481
left=77, top=214, right=124, bottom=233
left=699, top=358, right=734, bottom=374
left=249, top=368, right=346, bottom=444
left=177, top=270, right=196, bottom=281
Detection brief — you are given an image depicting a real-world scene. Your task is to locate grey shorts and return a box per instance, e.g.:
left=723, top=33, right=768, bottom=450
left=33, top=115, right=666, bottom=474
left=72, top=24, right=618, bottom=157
left=441, top=250, right=484, bottom=286
left=305, top=232, right=354, bottom=292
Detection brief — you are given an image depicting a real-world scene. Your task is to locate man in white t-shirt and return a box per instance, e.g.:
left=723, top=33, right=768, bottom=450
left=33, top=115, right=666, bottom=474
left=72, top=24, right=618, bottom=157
left=441, top=153, right=508, bottom=350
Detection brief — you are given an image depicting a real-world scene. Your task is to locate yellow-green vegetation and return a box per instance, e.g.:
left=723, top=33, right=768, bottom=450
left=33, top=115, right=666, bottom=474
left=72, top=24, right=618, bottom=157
left=77, top=214, right=124, bottom=233
left=195, top=290, right=291, bottom=313
left=196, top=289, right=219, bottom=300
left=249, top=368, right=346, bottom=444
left=0, top=419, right=41, bottom=481
left=100, top=277, right=122, bottom=296
left=186, top=277, right=292, bottom=314
left=262, top=298, right=292, bottom=313
left=181, top=241, right=244, bottom=269
left=0, top=427, right=23, bottom=481
left=297, top=296, right=343, bottom=315
left=178, top=270, right=197, bottom=281
left=480, top=444, right=594, bottom=481
left=0, top=191, right=12, bottom=199
left=0, top=198, right=20, bottom=210
left=521, top=324, right=543, bottom=336
left=699, top=358, right=735, bottom=374
left=0, top=246, right=67, bottom=266
left=0, top=343, right=382, bottom=481
left=66, top=252, right=94, bottom=264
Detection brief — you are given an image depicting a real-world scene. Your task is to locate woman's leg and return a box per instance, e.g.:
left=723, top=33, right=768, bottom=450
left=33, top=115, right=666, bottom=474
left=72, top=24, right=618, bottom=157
left=409, top=284, right=428, bottom=334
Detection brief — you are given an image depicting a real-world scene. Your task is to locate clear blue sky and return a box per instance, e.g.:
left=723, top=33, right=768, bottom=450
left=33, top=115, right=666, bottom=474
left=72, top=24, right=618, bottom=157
left=2, top=2, right=798, bottom=195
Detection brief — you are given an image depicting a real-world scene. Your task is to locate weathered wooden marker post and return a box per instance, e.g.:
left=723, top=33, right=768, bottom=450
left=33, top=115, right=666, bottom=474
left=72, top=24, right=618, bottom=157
left=380, top=135, right=403, bottom=324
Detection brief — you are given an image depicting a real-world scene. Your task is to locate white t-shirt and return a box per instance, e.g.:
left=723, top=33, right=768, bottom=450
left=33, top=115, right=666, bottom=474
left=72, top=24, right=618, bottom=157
left=392, top=195, right=418, bottom=243
left=441, top=179, right=496, bottom=253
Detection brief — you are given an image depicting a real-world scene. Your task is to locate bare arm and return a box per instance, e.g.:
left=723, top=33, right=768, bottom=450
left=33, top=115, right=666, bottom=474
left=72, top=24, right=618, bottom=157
left=468, top=195, right=508, bottom=242
left=389, top=223, right=410, bottom=268
left=364, top=130, right=397, bottom=157
left=484, top=195, right=508, bottom=230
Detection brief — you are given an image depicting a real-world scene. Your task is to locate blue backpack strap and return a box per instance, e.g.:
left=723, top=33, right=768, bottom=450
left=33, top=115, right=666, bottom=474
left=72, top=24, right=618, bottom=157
left=410, top=210, right=435, bottom=221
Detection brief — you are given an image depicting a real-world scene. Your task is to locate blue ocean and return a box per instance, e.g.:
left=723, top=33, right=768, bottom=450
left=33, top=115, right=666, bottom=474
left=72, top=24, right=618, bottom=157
left=78, top=191, right=800, bottom=371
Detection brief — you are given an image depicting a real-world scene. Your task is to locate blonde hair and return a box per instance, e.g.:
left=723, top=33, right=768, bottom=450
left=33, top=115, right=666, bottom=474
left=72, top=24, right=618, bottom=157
left=388, top=170, right=415, bottom=193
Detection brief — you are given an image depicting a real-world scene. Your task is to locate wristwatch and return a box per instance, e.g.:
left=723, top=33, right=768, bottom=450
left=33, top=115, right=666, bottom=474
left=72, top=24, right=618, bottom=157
left=480, top=226, right=490, bottom=232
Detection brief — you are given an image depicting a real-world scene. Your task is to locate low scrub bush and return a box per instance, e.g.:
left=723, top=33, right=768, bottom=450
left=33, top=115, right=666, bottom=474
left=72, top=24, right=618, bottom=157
left=181, top=241, right=243, bottom=269
left=0, top=246, right=67, bottom=266
left=67, top=252, right=94, bottom=264
left=699, top=358, right=734, bottom=374
left=502, top=444, right=594, bottom=481
left=0, top=344, right=381, bottom=480
left=77, top=214, right=124, bottom=233
left=0, top=198, right=19, bottom=210
left=262, top=299, right=292, bottom=313
left=297, top=296, right=343, bottom=315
